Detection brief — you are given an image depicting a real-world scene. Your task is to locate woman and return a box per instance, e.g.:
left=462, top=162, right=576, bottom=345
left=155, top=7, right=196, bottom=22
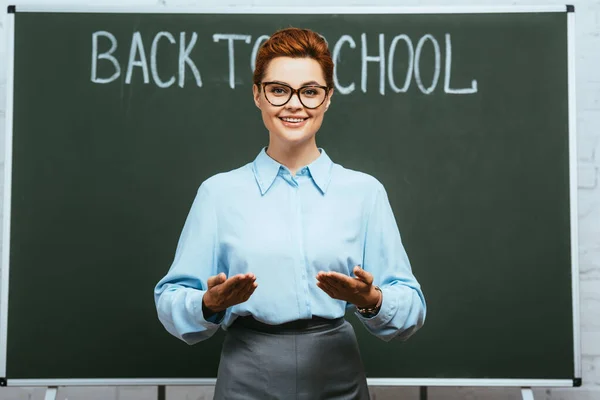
left=154, top=27, right=426, bottom=400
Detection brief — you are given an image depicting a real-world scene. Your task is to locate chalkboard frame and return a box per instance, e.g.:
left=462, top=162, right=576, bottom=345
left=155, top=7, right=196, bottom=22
left=0, top=4, right=580, bottom=388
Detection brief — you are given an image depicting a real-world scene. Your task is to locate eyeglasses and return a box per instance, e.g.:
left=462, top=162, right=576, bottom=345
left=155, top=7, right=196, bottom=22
left=261, top=82, right=329, bottom=109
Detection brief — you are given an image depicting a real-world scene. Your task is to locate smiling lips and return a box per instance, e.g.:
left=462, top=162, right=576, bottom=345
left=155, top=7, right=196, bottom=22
left=279, top=116, right=309, bottom=128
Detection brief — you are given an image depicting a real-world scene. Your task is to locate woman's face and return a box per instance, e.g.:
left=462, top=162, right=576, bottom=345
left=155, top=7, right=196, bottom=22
left=253, top=57, right=332, bottom=148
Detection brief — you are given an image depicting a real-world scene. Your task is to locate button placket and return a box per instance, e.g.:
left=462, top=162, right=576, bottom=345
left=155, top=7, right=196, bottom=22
left=295, top=177, right=311, bottom=317
left=287, top=178, right=305, bottom=319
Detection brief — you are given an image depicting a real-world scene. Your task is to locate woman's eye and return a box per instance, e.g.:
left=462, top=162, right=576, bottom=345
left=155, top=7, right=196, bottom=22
left=301, top=88, right=321, bottom=97
left=270, top=86, right=289, bottom=95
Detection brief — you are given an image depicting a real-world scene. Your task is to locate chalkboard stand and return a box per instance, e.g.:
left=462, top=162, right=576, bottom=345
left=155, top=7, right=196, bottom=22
left=420, top=386, right=427, bottom=400
left=521, top=387, right=534, bottom=400
left=158, top=385, right=166, bottom=400
left=43, top=386, right=57, bottom=400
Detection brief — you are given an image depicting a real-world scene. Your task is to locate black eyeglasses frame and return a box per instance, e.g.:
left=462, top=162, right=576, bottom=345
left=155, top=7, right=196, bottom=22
left=261, top=81, right=330, bottom=109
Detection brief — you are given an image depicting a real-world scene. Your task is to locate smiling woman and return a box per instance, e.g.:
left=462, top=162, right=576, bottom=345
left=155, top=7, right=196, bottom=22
left=253, top=56, right=331, bottom=159
left=154, top=27, right=427, bottom=400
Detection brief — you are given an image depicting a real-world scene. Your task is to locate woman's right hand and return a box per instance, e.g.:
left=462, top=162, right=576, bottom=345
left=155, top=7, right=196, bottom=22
left=202, top=272, right=257, bottom=313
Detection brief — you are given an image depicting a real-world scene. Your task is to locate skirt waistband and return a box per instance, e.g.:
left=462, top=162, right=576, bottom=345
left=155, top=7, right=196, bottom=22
left=231, top=315, right=344, bottom=334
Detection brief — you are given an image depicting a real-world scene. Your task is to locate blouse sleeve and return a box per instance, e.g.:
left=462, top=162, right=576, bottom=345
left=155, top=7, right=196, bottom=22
left=355, top=183, right=427, bottom=342
left=154, top=183, right=223, bottom=345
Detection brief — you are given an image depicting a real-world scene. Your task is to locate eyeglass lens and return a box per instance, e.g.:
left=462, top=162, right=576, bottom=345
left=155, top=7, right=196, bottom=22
left=264, top=83, right=327, bottom=109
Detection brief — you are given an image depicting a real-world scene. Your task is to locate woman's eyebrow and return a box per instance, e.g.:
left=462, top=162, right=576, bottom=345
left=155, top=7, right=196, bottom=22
left=267, top=80, right=291, bottom=85
left=300, top=80, right=323, bottom=86
left=268, top=80, right=325, bottom=86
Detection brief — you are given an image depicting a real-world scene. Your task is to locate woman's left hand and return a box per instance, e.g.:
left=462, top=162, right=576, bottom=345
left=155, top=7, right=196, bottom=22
left=316, top=266, right=381, bottom=308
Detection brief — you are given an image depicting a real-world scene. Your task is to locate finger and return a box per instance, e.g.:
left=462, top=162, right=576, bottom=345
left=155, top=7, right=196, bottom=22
left=242, top=281, right=258, bottom=297
left=328, top=273, right=367, bottom=296
left=234, top=273, right=255, bottom=284
left=207, top=276, right=217, bottom=288
left=353, top=266, right=373, bottom=285
left=236, top=273, right=256, bottom=287
left=319, top=279, right=340, bottom=297
left=207, top=274, right=218, bottom=287
left=242, top=283, right=258, bottom=301
left=319, top=275, right=343, bottom=291
left=236, top=283, right=257, bottom=303
left=228, top=277, right=241, bottom=291
left=329, top=271, right=352, bottom=281
left=224, top=274, right=248, bottom=291
left=233, top=272, right=253, bottom=281
left=230, top=279, right=255, bottom=298
left=231, top=273, right=253, bottom=281
left=207, top=272, right=227, bottom=288
left=316, top=281, right=331, bottom=294
left=316, top=271, right=329, bottom=280
left=325, top=272, right=352, bottom=288
left=315, top=272, right=328, bottom=283
left=316, top=281, right=336, bottom=298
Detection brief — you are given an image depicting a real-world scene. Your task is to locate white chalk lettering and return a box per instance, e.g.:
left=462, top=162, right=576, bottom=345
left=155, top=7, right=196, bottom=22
left=332, top=35, right=356, bottom=95
left=444, top=34, right=478, bottom=94
left=91, top=31, right=121, bottom=84
left=125, top=32, right=150, bottom=85
left=213, top=34, right=252, bottom=89
left=414, top=34, right=440, bottom=95
left=151, top=32, right=176, bottom=88
left=179, top=32, right=202, bottom=88
left=89, top=30, right=477, bottom=96
left=388, top=34, right=414, bottom=93
left=361, top=33, right=385, bottom=95
left=251, top=35, right=270, bottom=73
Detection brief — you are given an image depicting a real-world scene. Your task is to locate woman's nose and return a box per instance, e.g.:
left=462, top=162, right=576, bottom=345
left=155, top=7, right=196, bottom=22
left=286, top=92, right=303, bottom=109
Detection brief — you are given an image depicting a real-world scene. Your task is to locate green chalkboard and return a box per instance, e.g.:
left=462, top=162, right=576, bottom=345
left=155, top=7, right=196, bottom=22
left=3, top=8, right=577, bottom=384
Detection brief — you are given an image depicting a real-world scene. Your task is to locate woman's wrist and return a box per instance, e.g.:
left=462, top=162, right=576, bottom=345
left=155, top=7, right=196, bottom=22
left=374, top=286, right=383, bottom=308
left=357, top=286, right=382, bottom=310
left=202, top=297, right=217, bottom=319
left=202, top=292, right=225, bottom=317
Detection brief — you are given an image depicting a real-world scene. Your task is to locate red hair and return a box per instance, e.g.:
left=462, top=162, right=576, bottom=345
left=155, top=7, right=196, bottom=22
left=253, top=27, right=334, bottom=89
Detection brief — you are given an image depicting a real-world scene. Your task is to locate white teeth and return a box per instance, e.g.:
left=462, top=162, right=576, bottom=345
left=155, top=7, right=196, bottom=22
left=281, top=117, right=305, bottom=123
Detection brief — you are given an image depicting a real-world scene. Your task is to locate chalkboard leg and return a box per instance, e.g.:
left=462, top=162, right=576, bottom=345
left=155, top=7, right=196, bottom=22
left=420, top=386, right=428, bottom=400
left=521, top=387, right=534, bottom=400
left=44, top=387, right=58, bottom=400
left=158, top=385, right=166, bottom=400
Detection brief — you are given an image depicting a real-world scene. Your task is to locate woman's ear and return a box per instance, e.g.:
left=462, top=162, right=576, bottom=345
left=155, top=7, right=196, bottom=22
left=253, top=84, right=261, bottom=109
left=325, top=88, right=334, bottom=111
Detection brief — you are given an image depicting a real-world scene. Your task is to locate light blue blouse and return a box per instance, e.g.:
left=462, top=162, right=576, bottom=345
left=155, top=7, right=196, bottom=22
left=154, top=148, right=426, bottom=345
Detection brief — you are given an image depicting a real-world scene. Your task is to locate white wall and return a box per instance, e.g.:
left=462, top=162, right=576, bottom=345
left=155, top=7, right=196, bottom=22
left=0, top=0, right=598, bottom=399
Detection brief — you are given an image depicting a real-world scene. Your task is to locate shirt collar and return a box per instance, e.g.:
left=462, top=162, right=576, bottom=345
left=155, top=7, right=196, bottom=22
left=252, top=147, right=333, bottom=195
left=307, top=149, right=333, bottom=194
left=252, top=148, right=281, bottom=195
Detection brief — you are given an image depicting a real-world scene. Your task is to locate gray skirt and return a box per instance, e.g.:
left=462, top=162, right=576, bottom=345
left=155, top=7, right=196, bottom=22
left=213, top=318, right=370, bottom=400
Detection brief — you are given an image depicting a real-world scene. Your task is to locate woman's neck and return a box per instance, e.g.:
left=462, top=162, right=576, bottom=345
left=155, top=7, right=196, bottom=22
left=266, top=139, right=321, bottom=176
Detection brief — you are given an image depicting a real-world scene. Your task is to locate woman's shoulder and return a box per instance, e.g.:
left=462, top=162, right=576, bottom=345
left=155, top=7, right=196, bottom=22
left=197, top=163, right=254, bottom=195
left=331, top=163, right=385, bottom=192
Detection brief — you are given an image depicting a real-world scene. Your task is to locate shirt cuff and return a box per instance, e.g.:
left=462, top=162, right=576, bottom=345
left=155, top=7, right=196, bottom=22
left=355, top=286, right=396, bottom=327
left=190, top=290, right=225, bottom=327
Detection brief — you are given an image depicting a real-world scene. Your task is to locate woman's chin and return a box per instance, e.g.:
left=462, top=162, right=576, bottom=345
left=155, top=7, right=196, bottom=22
left=271, top=130, right=316, bottom=147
